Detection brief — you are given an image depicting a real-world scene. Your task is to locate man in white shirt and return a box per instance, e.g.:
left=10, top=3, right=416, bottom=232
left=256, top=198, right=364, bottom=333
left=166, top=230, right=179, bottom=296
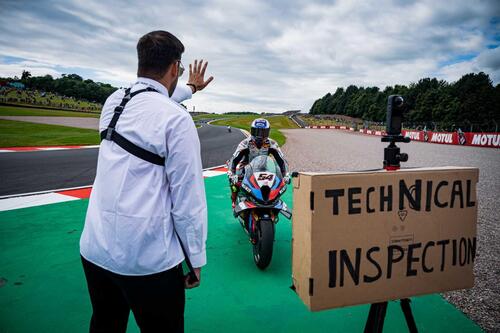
left=80, top=30, right=213, bottom=333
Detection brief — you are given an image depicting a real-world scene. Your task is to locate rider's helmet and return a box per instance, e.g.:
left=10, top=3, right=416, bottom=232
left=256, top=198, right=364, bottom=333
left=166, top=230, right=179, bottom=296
left=250, top=118, right=270, bottom=148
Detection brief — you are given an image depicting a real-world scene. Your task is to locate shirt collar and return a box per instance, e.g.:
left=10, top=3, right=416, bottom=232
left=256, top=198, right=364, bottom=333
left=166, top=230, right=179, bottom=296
left=135, top=77, right=170, bottom=97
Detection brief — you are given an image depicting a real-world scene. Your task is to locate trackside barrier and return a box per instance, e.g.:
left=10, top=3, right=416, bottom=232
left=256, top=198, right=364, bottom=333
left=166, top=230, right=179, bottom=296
left=306, top=125, right=356, bottom=131
left=400, top=130, right=500, bottom=148
left=306, top=126, right=500, bottom=148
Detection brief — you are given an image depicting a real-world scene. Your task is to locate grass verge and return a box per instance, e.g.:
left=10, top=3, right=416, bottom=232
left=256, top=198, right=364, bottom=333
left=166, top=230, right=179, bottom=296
left=211, top=115, right=298, bottom=146
left=0, top=119, right=100, bottom=147
left=0, top=105, right=100, bottom=118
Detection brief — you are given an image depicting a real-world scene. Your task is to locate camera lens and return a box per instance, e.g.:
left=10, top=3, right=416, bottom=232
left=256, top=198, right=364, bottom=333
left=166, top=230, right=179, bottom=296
left=394, top=96, right=404, bottom=107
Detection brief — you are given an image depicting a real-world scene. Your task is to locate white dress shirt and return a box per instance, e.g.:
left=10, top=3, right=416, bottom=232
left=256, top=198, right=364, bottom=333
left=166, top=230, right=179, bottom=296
left=80, top=78, right=207, bottom=276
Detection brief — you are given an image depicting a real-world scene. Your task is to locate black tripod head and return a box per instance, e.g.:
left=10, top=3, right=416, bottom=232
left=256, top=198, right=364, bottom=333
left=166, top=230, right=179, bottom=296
left=382, top=95, right=410, bottom=170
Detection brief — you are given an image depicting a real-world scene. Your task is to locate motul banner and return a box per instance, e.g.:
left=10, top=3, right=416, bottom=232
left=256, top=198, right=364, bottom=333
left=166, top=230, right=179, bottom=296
left=465, top=133, right=500, bottom=148
left=402, top=130, right=500, bottom=148
left=310, top=126, right=499, bottom=148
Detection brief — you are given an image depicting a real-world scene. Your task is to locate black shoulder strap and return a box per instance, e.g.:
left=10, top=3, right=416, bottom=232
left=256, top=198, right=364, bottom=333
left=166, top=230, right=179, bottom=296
left=100, top=87, right=165, bottom=166
left=100, top=87, right=197, bottom=280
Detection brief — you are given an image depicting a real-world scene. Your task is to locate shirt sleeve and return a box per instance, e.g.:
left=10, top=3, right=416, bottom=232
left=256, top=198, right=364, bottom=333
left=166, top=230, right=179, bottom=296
left=165, top=113, right=207, bottom=268
left=170, top=84, right=193, bottom=103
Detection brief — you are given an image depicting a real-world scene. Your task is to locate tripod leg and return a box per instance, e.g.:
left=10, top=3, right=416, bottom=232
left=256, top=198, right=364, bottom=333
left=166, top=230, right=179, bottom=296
left=400, top=298, right=418, bottom=333
left=364, top=302, right=388, bottom=333
left=365, top=304, right=377, bottom=332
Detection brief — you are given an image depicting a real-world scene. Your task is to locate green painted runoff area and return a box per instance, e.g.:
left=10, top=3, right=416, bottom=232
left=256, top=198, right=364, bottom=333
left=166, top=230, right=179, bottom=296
left=0, top=176, right=482, bottom=332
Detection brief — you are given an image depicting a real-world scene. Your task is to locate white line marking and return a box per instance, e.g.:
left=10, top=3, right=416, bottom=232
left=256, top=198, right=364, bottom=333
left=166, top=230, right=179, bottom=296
left=37, top=147, right=72, bottom=151
left=203, top=170, right=227, bottom=178
left=202, top=164, right=226, bottom=171
left=0, top=149, right=36, bottom=153
left=0, top=185, right=93, bottom=200
left=0, top=145, right=100, bottom=153
left=0, top=193, right=79, bottom=212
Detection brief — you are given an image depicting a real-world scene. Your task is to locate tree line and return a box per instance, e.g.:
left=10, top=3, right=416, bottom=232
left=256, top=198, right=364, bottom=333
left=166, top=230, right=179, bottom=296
left=310, top=72, right=500, bottom=130
left=2, top=71, right=118, bottom=104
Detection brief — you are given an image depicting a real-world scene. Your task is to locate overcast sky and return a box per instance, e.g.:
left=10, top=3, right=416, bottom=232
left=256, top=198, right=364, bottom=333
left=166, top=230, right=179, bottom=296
left=0, top=0, right=499, bottom=113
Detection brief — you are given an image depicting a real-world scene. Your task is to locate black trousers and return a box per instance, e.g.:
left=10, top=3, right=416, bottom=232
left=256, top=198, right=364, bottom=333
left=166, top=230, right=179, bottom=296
left=81, top=256, right=185, bottom=333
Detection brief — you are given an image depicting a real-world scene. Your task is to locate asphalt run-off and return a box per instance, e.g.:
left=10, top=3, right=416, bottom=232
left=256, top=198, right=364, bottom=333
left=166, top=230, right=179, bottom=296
left=0, top=172, right=482, bottom=332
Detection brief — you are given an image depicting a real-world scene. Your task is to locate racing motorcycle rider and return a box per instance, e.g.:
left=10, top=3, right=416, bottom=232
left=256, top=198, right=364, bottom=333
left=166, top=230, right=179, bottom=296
left=227, top=118, right=290, bottom=208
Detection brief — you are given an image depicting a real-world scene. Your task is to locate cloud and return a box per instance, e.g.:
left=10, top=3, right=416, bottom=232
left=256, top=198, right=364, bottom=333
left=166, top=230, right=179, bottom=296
left=0, top=60, right=62, bottom=79
left=437, top=46, right=500, bottom=83
left=0, top=0, right=498, bottom=113
left=477, top=46, right=500, bottom=71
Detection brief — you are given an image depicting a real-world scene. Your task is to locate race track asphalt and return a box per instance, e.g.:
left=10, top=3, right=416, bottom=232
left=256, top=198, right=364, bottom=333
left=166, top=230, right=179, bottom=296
left=0, top=125, right=244, bottom=196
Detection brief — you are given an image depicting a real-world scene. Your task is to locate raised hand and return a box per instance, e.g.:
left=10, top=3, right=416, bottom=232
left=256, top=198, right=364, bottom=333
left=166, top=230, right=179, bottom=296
left=188, top=59, right=214, bottom=93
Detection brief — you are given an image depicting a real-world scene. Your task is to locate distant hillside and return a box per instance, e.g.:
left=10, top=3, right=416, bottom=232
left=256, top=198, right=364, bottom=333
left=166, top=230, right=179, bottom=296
left=0, top=87, right=101, bottom=112
left=1, top=71, right=117, bottom=105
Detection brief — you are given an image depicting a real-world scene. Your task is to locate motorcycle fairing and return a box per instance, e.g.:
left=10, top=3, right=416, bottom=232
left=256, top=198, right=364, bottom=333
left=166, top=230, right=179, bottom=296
left=243, top=173, right=283, bottom=203
left=234, top=199, right=292, bottom=220
left=243, top=175, right=264, bottom=201
left=268, top=177, right=284, bottom=202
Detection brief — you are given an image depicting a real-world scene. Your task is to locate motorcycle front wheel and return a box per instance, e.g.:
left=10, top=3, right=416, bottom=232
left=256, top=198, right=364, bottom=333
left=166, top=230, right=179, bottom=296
left=253, top=218, right=275, bottom=269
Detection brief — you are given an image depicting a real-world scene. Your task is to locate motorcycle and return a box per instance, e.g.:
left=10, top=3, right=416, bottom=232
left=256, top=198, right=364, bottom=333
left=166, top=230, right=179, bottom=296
left=232, top=155, right=292, bottom=269
left=227, top=126, right=232, bottom=133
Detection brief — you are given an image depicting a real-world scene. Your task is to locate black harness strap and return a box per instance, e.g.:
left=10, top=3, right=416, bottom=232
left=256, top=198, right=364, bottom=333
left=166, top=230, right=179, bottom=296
left=100, top=86, right=198, bottom=282
left=100, top=87, right=165, bottom=166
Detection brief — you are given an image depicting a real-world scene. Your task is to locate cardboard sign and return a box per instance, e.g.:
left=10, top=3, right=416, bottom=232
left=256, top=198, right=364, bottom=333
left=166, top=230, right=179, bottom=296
left=291, top=167, right=478, bottom=311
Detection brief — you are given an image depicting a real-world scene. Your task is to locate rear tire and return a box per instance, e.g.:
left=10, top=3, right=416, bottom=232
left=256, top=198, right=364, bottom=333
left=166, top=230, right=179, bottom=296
left=253, top=219, right=275, bottom=269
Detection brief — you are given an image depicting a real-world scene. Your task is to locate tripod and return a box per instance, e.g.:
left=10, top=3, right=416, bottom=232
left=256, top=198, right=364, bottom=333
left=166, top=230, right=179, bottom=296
left=364, top=134, right=417, bottom=333
left=364, top=299, right=418, bottom=333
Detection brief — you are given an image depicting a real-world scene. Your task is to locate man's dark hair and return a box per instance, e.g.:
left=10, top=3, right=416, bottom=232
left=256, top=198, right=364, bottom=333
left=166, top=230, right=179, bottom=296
left=137, top=30, right=184, bottom=79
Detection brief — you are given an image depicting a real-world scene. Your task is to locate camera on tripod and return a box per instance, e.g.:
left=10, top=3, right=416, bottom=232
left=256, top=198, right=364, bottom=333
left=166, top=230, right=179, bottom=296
left=382, top=95, right=411, bottom=170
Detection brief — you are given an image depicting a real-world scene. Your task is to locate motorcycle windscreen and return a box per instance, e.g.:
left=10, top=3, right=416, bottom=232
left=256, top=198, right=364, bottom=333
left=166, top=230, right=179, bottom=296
left=245, top=155, right=282, bottom=184
left=246, top=155, right=281, bottom=175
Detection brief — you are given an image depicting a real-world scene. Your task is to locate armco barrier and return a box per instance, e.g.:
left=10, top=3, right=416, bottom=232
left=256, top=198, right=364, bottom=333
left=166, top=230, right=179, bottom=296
left=306, top=125, right=356, bottom=131
left=306, top=126, right=499, bottom=148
